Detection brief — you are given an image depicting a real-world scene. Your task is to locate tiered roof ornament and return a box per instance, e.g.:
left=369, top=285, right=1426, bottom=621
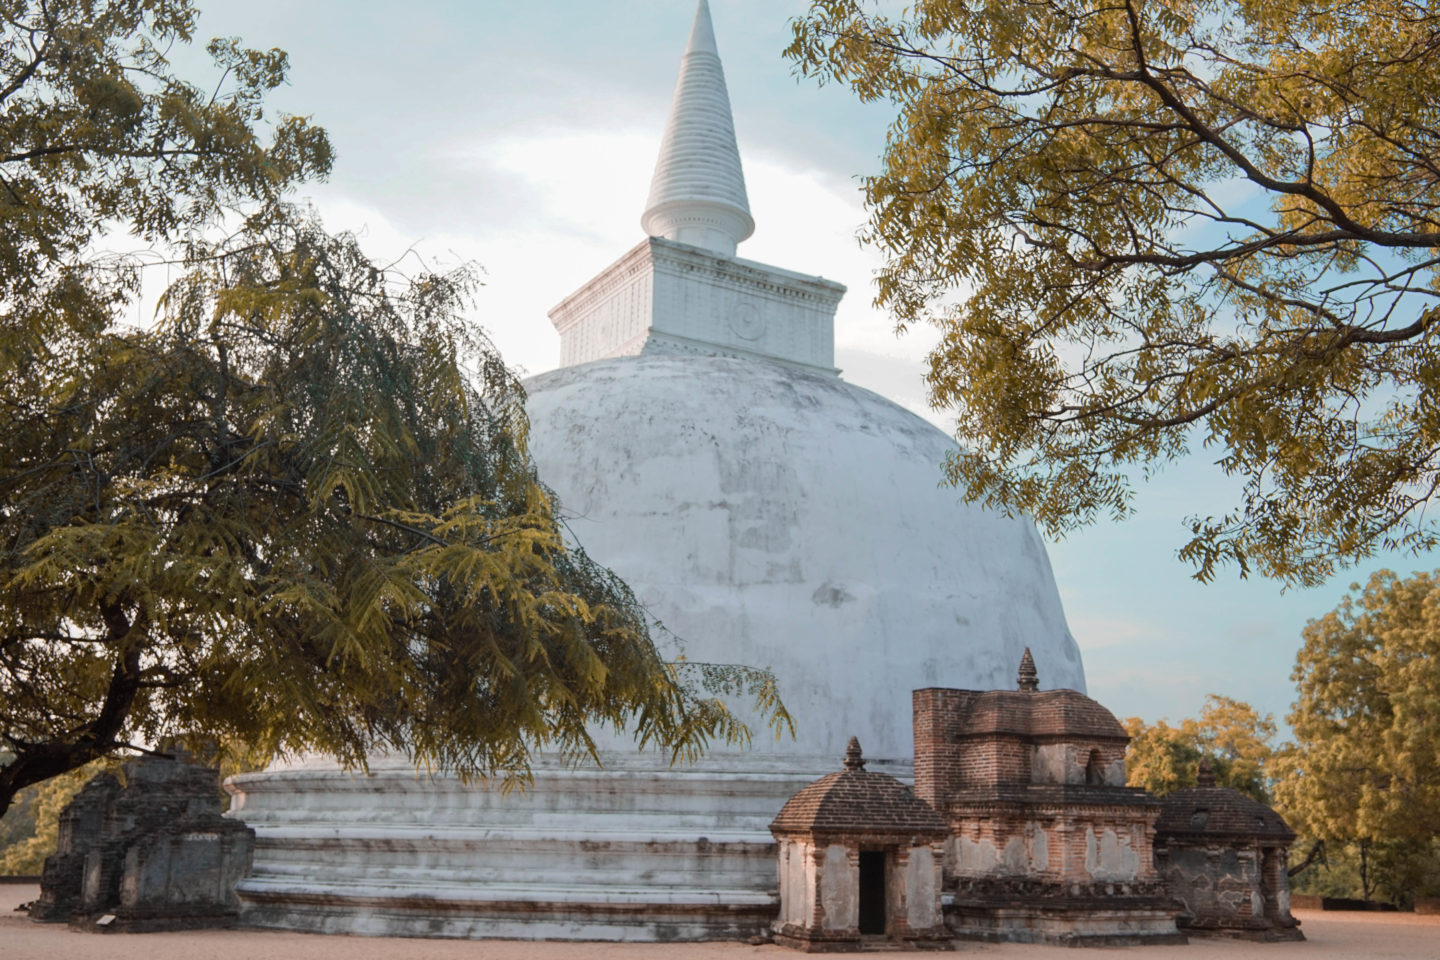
left=641, top=0, right=754, bottom=256
left=1017, top=647, right=1039, bottom=692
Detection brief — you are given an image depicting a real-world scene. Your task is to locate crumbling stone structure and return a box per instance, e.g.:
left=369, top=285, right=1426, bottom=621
left=31, top=753, right=254, bottom=932
left=1154, top=759, right=1303, bottom=941
left=28, top=773, right=123, bottom=922
left=913, top=650, right=1184, bottom=946
left=769, top=737, right=950, bottom=952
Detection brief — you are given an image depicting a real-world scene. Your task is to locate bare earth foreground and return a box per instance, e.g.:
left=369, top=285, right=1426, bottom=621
left=3, top=886, right=1437, bottom=960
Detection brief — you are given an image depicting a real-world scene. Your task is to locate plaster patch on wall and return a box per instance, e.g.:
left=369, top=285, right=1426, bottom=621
left=820, top=844, right=856, bottom=930
left=1032, top=744, right=1070, bottom=784
left=1001, top=836, right=1029, bottom=872
left=1030, top=823, right=1050, bottom=873
left=780, top=841, right=806, bottom=926
left=906, top=846, right=937, bottom=930
left=956, top=836, right=1000, bottom=875
left=1084, top=827, right=1139, bottom=881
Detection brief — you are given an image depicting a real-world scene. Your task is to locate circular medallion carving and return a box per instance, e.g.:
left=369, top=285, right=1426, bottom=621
left=729, top=301, right=763, bottom=341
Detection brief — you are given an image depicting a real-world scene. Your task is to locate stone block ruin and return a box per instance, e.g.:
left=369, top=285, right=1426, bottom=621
left=29, top=752, right=253, bottom=932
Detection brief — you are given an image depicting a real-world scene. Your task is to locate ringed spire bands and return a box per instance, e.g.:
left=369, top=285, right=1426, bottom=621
left=641, top=0, right=755, bottom=257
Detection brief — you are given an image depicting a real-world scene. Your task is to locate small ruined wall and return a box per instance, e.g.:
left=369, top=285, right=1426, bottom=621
left=32, top=756, right=253, bottom=931
left=1159, top=844, right=1264, bottom=928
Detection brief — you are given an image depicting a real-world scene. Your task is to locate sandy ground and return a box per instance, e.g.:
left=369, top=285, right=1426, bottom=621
left=3, top=885, right=1438, bottom=960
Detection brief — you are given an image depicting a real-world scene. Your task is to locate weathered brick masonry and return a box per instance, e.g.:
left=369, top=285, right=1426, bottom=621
left=1153, top=758, right=1303, bottom=940
left=769, top=738, right=950, bottom=952
left=912, top=650, right=1185, bottom=946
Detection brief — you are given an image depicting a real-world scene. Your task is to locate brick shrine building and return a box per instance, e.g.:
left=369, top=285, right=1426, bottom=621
left=1153, top=758, right=1304, bottom=941
left=912, top=650, right=1185, bottom=945
left=769, top=737, right=950, bottom=951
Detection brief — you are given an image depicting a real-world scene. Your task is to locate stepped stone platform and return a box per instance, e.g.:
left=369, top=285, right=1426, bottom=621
left=227, top=752, right=864, bottom=940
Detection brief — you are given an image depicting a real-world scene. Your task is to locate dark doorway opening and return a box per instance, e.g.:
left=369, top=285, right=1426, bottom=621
left=858, top=850, right=887, bottom=935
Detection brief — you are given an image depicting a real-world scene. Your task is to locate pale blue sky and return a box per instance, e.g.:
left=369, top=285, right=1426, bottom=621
left=177, top=0, right=1436, bottom=733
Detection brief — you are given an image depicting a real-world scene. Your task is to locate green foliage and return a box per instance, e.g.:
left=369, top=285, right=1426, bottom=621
left=1272, top=570, right=1440, bottom=847
left=0, top=0, right=789, bottom=820
left=789, top=0, right=1440, bottom=585
left=1123, top=694, right=1276, bottom=802
left=1288, top=838, right=1440, bottom=906
left=0, top=759, right=111, bottom=874
left=1, top=0, right=332, bottom=377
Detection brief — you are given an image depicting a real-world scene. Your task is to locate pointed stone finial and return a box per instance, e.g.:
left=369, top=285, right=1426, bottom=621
left=1197, top=755, right=1215, bottom=788
left=843, top=736, right=865, bottom=771
left=641, top=0, right=754, bottom=256
left=1017, top=647, right=1039, bottom=692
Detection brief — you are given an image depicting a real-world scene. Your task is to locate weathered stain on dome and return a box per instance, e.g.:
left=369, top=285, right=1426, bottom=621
left=525, top=354, right=1087, bottom=761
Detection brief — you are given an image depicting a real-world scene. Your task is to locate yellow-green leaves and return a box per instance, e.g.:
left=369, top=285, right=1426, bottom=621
left=790, top=0, right=1440, bottom=584
left=1272, top=569, right=1440, bottom=846
left=1123, top=694, right=1277, bottom=802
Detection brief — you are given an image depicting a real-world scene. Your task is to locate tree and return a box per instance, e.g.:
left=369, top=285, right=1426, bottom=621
left=1272, top=569, right=1440, bottom=877
left=788, top=0, right=1440, bottom=585
left=1124, top=694, right=1276, bottom=802
left=1, top=0, right=331, bottom=368
left=1, top=1, right=787, bottom=821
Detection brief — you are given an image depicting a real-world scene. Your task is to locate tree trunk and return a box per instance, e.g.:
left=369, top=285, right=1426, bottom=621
left=0, top=603, right=143, bottom=822
left=1360, top=838, right=1373, bottom=901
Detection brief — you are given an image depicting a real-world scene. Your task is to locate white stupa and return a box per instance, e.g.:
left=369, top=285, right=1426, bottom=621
left=226, top=1, right=1085, bottom=940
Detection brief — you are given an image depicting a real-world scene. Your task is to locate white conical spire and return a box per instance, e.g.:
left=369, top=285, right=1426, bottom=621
left=641, top=0, right=754, bottom=257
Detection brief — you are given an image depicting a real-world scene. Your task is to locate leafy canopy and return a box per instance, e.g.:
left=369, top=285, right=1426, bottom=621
left=789, top=0, right=1440, bottom=585
left=1123, top=694, right=1276, bottom=802
left=0, top=0, right=788, bottom=820
left=1272, top=569, right=1440, bottom=846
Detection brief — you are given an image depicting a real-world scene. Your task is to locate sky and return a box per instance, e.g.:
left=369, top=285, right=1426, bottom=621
left=168, top=0, right=1437, bottom=733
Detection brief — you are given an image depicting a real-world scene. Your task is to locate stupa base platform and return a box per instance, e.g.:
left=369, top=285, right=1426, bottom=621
left=226, top=751, right=913, bottom=941
left=237, top=880, right=775, bottom=941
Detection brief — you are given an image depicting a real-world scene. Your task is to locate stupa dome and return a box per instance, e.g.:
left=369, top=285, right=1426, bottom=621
left=525, top=354, right=1086, bottom=763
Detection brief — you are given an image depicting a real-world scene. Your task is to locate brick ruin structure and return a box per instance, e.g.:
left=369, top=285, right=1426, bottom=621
left=30, top=753, right=254, bottom=932
left=28, top=772, right=124, bottom=923
left=911, top=650, right=1185, bottom=946
left=769, top=737, right=950, bottom=951
left=1154, top=758, right=1304, bottom=941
